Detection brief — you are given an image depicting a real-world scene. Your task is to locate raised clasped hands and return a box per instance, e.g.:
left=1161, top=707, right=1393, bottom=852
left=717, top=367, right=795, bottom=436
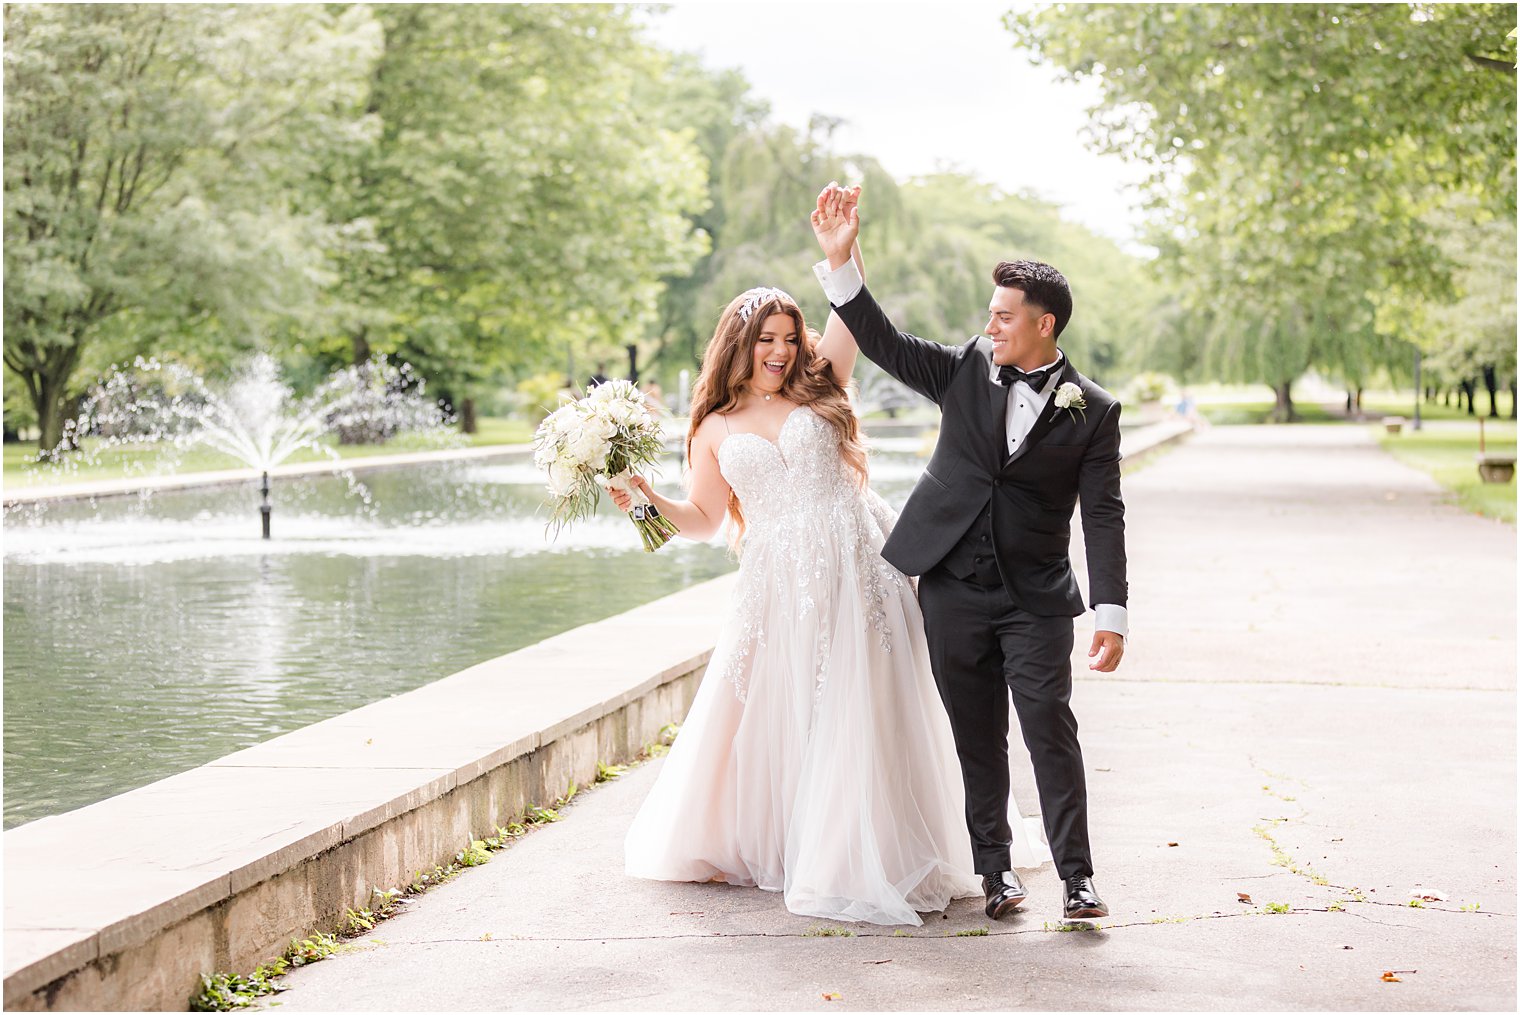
left=810, top=181, right=861, bottom=268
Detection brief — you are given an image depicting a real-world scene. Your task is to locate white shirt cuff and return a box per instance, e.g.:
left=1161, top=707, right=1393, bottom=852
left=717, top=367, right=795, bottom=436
left=812, top=256, right=864, bottom=307
left=1094, top=604, right=1128, bottom=639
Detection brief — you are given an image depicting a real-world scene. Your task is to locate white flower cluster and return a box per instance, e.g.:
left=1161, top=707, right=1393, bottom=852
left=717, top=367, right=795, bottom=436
left=533, top=379, right=661, bottom=500
left=1054, top=382, right=1086, bottom=411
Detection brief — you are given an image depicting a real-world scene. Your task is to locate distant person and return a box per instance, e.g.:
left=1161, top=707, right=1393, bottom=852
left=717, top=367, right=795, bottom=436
left=588, top=362, right=611, bottom=389
left=641, top=381, right=669, bottom=416
left=1175, top=390, right=1207, bottom=429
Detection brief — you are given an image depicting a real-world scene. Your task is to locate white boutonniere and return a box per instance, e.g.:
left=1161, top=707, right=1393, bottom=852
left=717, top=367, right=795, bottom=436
left=1053, top=381, right=1087, bottom=423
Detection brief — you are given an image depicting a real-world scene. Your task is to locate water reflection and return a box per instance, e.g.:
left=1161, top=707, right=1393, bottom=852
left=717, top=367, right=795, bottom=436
left=3, top=443, right=927, bottom=827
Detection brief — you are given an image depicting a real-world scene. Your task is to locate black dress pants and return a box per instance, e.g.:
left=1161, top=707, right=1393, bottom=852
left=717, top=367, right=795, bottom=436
left=918, top=563, right=1092, bottom=880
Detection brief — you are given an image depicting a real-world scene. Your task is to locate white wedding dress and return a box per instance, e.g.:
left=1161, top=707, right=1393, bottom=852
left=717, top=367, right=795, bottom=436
left=625, top=406, right=1049, bottom=925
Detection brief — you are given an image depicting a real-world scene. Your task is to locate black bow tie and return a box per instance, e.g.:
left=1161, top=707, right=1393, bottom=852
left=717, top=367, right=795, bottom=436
left=997, top=363, right=1059, bottom=390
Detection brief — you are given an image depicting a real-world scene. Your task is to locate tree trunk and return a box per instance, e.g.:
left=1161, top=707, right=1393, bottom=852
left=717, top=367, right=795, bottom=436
left=35, top=374, right=75, bottom=456
left=459, top=397, right=477, bottom=434
left=1482, top=364, right=1499, bottom=418
left=1510, top=379, right=1517, bottom=421
left=1460, top=379, right=1476, bottom=415
left=352, top=328, right=372, bottom=365
left=1272, top=381, right=1295, bottom=423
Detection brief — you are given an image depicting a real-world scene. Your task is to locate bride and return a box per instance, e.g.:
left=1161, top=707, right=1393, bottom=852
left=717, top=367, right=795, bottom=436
left=608, top=199, right=1049, bottom=926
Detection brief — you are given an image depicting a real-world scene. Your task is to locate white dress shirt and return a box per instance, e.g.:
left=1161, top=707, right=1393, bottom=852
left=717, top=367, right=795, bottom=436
left=814, top=257, right=1128, bottom=640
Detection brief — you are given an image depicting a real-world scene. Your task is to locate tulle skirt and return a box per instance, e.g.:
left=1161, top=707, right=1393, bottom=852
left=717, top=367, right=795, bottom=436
left=624, top=530, right=1050, bottom=926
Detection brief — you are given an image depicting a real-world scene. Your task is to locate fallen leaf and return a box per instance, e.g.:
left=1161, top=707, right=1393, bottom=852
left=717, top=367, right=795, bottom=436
left=1237, top=893, right=1253, bottom=905
left=822, top=992, right=842, bottom=1001
left=1095, top=767, right=1113, bottom=772
left=1409, top=888, right=1447, bottom=902
left=863, top=959, right=893, bottom=965
left=1167, top=842, right=1179, bottom=847
left=1342, top=945, right=1354, bottom=950
left=1381, top=973, right=1400, bottom=983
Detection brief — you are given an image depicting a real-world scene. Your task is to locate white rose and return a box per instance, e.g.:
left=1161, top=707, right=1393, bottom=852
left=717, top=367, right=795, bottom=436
left=587, top=409, right=619, bottom=440
left=546, top=460, right=580, bottom=498
left=545, top=405, right=579, bottom=438
left=568, top=427, right=611, bottom=465
left=599, top=400, right=636, bottom=428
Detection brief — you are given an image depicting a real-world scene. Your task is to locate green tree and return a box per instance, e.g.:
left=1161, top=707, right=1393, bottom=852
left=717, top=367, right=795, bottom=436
left=887, top=173, right=1157, bottom=387
left=639, top=54, right=769, bottom=377
left=293, top=4, right=710, bottom=422
left=1009, top=3, right=1517, bottom=419
left=4, top=3, right=379, bottom=452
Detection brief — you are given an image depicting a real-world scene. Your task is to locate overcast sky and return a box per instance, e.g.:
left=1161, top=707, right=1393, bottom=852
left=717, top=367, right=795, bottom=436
left=639, top=1, right=1152, bottom=250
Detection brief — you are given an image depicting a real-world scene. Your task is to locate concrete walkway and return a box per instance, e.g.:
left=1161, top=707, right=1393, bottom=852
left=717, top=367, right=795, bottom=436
left=266, top=424, right=1515, bottom=1012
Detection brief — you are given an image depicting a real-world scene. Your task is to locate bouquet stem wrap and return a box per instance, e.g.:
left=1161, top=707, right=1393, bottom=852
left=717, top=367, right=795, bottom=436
left=601, top=470, right=681, bottom=552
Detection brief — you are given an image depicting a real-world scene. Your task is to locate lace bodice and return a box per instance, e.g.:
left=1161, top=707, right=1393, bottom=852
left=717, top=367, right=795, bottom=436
left=712, top=407, right=905, bottom=702
left=716, top=407, right=860, bottom=532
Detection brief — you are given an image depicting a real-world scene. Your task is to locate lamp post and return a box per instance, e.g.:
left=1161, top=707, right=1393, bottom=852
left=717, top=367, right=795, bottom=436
left=1413, top=349, right=1423, bottom=431
left=260, top=471, right=272, bottom=540
left=677, top=368, right=691, bottom=470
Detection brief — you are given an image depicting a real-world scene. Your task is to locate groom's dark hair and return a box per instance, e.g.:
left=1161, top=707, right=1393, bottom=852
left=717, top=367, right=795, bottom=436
left=993, top=260, right=1072, bottom=339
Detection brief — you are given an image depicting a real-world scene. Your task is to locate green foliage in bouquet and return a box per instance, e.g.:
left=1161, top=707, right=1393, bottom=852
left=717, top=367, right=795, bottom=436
left=533, top=380, right=680, bottom=551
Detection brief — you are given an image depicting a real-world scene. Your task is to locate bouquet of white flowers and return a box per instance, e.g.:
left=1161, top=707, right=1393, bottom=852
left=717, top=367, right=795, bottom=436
left=532, top=379, right=680, bottom=551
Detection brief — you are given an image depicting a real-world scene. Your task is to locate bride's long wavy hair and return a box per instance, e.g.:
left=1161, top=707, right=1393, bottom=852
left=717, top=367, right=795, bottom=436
left=688, top=287, right=868, bottom=548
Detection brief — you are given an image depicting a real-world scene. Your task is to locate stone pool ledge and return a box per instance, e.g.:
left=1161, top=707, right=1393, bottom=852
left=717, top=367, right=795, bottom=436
left=1, top=442, right=537, bottom=506
left=2, top=573, right=736, bottom=1012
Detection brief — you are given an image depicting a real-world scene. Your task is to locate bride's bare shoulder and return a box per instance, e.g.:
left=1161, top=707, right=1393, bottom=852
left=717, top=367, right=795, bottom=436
left=690, top=412, right=730, bottom=452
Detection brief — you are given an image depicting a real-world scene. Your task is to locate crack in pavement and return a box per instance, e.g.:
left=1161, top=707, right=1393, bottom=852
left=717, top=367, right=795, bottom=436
left=1238, top=760, right=1510, bottom=919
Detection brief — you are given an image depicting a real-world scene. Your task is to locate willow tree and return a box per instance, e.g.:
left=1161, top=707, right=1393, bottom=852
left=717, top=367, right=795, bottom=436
left=1009, top=3, right=1517, bottom=419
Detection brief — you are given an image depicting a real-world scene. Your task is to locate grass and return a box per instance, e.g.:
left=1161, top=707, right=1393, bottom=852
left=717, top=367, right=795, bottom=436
left=1380, top=420, right=1517, bottom=524
left=1194, top=386, right=1517, bottom=426
left=3, top=417, right=537, bottom=488
left=1199, top=401, right=1342, bottom=425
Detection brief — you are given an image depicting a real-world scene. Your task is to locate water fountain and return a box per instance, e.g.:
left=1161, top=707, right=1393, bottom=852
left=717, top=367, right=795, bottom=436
left=38, top=354, right=457, bottom=537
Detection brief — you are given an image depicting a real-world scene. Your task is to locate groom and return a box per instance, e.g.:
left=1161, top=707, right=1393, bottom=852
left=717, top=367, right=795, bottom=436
left=811, top=185, right=1126, bottom=921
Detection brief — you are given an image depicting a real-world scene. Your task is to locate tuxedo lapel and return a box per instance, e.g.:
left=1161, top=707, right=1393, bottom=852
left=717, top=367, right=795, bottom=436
left=973, top=338, right=1011, bottom=471
left=1002, top=359, right=1080, bottom=473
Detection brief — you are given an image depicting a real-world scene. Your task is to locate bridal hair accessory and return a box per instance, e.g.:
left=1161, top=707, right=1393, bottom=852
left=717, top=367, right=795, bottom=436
left=737, top=287, right=792, bottom=323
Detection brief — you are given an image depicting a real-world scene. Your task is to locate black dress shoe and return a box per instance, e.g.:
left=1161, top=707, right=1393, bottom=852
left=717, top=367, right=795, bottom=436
left=1063, top=874, right=1108, bottom=919
left=982, top=871, right=1027, bottom=920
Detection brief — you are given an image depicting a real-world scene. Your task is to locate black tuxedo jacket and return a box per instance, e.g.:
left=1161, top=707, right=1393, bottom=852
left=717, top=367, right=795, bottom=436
left=836, top=285, right=1127, bottom=617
